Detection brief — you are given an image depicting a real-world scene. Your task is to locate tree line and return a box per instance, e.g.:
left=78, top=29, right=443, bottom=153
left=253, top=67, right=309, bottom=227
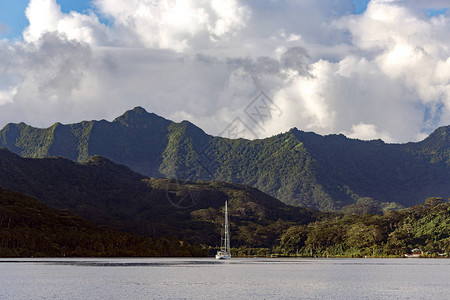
left=275, top=198, right=450, bottom=257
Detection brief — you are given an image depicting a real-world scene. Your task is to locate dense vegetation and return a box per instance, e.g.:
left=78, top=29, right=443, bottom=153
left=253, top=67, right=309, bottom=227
left=0, top=187, right=206, bottom=257
left=3, top=182, right=446, bottom=258
left=276, top=198, right=450, bottom=258
left=2, top=107, right=450, bottom=210
left=0, top=150, right=448, bottom=257
left=0, top=149, right=319, bottom=248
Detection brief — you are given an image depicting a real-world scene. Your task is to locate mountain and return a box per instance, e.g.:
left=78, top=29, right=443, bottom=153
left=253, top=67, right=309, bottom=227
left=0, top=107, right=171, bottom=177
left=1, top=107, right=450, bottom=210
left=0, top=149, right=317, bottom=247
left=0, top=187, right=205, bottom=257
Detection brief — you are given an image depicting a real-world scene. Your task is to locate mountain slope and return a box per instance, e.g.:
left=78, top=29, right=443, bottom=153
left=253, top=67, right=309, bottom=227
left=0, top=149, right=317, bottom=247
left=0, top=187, right=204, bottom=257
left=1, top=107, right=450, bottom=210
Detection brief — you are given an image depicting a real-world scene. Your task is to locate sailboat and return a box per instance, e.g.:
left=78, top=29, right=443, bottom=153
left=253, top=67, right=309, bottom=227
left=215, top=201, right=231, bottom=260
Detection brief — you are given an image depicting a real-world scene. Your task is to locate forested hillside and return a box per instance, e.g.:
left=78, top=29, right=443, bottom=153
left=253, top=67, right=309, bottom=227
left=277, top=198, right=450, bottom=257
left=0, top=149, right=318, bottom=247
left=2, top=107, right=449, bottom=210
left=0, top=149, right=448, bottom=257
left=0, top=187, right=205, bottom=257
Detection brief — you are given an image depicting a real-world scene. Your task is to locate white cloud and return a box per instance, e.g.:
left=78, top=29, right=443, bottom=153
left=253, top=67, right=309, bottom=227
left=24, top=0, right=112, bottom=45
left=2, top=0, right=450, bottom=144
left=332, top=0, right=450, bottom=138
left=0, top=86, right=17, bottom=106
left=346, top=123, right=393, bottom=142
left=93, top=0, right=250, bottom=51
left=0, top=32, right=93, bottom=125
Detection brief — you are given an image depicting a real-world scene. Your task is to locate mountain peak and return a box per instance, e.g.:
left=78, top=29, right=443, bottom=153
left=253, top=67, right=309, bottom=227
left=432, top=125, right=450, bottom=136
left=420, top=125, right=450, bottom=146
left=131, top=106, right=147, bottom=114
left=113, top=107, right=170, bottom=128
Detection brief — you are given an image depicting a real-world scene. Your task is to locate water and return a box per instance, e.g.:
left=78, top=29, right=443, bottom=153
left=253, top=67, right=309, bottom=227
left=1, top=258, right=449, bottom=299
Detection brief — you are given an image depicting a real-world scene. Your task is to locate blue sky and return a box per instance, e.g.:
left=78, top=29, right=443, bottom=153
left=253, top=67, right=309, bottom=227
left=0, top=0, right=93, bottom=38
left=0, top=0, right=28, bottom=38
left=353, top=0, right=370, bottom=14
left=1, top=0, right=372, bottom=39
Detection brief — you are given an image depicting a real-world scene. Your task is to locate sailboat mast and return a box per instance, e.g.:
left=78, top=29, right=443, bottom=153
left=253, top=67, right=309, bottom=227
left=216, top=201, right=231, bottom=259
left=225, top=201, right=230, bottom=253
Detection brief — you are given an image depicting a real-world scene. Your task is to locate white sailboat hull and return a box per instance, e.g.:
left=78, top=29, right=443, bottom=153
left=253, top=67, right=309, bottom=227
left=215, top=251, right=231, bottom=260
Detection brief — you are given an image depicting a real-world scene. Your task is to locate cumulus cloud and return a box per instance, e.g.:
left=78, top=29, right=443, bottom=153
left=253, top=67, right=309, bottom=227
left=346, top=123, right=393, bottom=142
left=1, top=0, right=450, bottom=143
left=0, top=86, right=17, bottom=106
left=93, top=0, right=250, bottom=51
left=0, top=32, right=93, bottom=125
left=24, top=0, right=112, bottom=45
left=331, top=0, right=450, bottom=139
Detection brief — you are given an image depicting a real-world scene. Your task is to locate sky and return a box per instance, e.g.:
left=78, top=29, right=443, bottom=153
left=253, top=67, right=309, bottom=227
left=1, top=0, right=450, bottom=143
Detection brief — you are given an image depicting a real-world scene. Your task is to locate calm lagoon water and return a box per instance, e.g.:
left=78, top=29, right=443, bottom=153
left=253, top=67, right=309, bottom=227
left=0, top=258, right=449, bottom=299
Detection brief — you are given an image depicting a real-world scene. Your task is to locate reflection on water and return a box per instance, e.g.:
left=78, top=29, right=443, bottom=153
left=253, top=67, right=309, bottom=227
left=1, top=258, right=449, bottom=299
left=1, top=257, right=448, bottom=267
left=0, top=258, right=225, bottom=267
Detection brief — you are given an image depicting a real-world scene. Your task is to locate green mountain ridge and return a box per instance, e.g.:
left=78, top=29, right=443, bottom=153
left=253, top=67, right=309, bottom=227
left=1, top=107, right=449, bottom=210
left=0, top=149, right=318, bottom=247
